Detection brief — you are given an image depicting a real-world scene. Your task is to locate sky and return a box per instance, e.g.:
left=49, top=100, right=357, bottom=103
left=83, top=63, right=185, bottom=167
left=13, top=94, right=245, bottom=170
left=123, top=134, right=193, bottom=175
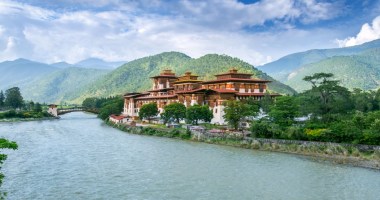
left=0, top=0, right=380, bottom=66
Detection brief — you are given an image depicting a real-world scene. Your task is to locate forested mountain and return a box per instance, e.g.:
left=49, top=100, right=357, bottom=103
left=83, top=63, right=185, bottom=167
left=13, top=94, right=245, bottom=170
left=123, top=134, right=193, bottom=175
left=2, top=52, right=294, bottom=103
left=22, top=67, right=109, bottom=103
left=286, top=48, right=380, bottom=91
left=259, top=39, right=380, bottom=81
left=71, top=52, right=295, bottom=103
left=258, top=39, right=380, bottom=91
left=0, top=58, right=58, bottom=91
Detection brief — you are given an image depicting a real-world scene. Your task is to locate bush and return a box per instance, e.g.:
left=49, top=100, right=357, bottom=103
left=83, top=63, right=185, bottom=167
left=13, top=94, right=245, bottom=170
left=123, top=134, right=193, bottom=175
left=284, top=126, right=306, bottom=140
left=305, top=128, right=329, bottom=141
left=179, top=129, right=191, bottom=139
left=4, top=110, right=16, bottom=118
left=250, top=119, right=282, bottom=139
left=329, top=120, right=361, bottom=143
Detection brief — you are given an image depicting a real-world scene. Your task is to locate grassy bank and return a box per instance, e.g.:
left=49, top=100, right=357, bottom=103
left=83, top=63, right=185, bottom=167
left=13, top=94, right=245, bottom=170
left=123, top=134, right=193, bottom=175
left=0, top=110, right=57, bottom=122
left=106, top=121, right=380, bottom=170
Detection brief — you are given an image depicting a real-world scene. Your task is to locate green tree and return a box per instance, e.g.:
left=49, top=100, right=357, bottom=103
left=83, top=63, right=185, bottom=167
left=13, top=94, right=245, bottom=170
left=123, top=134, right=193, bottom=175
left=98, top=97, right=124, bottom=120
left=186, top=105, right=213, bottom=125
left=0, top=91, right=4, bottom=108
left=259, top=92, right=273, bottom=113
left=139, top=103, right=159, bottom=123
left=4, top=87, right=23, bottom=109
left=351, top=88, right=375, bottom=112
left=0, top=138, right=18, bottom=199
left=28, top=101, right=35, bottom=111
left=34, top=103, right=42, bottom=112
left=161, top=103, right=186, bottom=123
left=82, top=97, right=98, bottom=109
left=302, top=73, right=351, bottom=122
left=269, top=96, right=299, bottom=127
left=223, top=100, right=259, bottom=130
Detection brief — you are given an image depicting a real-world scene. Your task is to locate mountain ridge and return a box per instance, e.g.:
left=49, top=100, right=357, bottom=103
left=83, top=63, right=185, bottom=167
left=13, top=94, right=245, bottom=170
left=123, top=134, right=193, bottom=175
left=258, top=39, right=380, bottom=91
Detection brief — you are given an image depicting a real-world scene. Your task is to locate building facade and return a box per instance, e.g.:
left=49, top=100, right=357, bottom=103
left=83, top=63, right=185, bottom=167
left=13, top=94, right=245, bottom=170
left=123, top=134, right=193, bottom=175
left=123, top=69, right=280, bottom=124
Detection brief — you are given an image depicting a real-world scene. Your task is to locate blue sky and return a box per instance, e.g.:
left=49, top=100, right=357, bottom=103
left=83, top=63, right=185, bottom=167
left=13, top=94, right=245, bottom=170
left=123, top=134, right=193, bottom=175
left=0, top=0, right=380, bottom=65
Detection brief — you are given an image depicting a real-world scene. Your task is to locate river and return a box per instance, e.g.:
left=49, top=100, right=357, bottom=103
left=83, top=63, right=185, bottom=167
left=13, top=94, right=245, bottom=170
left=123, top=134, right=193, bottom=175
left=0, top=112, right=379, bottom=200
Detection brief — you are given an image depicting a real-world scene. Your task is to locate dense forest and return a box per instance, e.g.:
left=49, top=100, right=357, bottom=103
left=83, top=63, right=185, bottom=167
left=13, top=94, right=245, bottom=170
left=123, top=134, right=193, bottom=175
left=250, top=73, right=380, bottom=145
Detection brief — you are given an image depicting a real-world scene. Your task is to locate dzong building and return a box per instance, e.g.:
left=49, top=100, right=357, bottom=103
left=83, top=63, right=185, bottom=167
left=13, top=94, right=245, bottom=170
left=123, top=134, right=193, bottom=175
left=123, top=68, right=280, bottom=124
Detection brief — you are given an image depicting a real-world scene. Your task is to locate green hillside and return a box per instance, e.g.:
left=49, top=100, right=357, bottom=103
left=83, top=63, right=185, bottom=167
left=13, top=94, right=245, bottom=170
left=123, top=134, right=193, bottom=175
left=258, top=39, right=380, bottom=82
left=286, top=48, right=380, bottom=91
left=22, top=67, right=109, bottom=103
left=72, top=52, right=295, bottom=103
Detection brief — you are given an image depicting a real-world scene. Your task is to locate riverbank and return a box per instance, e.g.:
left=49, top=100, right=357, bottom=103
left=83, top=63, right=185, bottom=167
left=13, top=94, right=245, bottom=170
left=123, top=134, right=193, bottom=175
left=0, top=110, right=57, bottom=122
left=107, top=121, right=380, bottom=170
left=0, top=116, right=58, bottom=122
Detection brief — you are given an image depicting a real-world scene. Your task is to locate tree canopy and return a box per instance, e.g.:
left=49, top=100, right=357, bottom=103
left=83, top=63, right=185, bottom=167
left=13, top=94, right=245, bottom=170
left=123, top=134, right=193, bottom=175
left=139, top=103, right=159, bottom=123
left=269, top=96, right=299, bottom=127
left=224, top=100, right=259, bottom=130
left=0, top=91, right=4, bottom=108
left=161, top=103, right=186, bottom=123
left=186, top=105, right=213, bottom=125
left=4, top=87, right=23, bottom=109
left=302, top=73, right=351, bottom=121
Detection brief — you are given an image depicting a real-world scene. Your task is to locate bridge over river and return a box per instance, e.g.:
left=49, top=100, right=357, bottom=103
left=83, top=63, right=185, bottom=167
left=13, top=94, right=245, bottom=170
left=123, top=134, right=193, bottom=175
left=47, top=105, right=97, bottom=117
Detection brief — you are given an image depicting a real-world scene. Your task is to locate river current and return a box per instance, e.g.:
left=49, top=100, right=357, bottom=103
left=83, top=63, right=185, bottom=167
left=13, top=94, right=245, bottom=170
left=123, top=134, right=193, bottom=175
left=0, top=112, right=379, bottom=200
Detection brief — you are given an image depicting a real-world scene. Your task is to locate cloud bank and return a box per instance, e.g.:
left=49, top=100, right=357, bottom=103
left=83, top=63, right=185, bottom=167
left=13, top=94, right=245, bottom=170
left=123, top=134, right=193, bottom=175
left=0, top=0, right=357, bottom=65
left=337, top=16, right=380, bottom=47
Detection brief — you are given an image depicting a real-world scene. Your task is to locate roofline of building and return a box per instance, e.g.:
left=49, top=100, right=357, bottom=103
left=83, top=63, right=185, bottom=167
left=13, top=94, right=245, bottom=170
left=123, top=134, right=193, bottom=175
left=149, top=75, right=178, bottom=79
left=135, top=95, right=178, bottom=100
left=202, top=78, right=271, bottom=84
left=214, top=72, right=253, bottom=77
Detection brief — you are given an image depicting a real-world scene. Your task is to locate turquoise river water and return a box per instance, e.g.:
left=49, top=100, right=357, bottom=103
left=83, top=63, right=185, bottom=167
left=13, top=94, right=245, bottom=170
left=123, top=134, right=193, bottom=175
left=0, top=112, right=379, bottom=200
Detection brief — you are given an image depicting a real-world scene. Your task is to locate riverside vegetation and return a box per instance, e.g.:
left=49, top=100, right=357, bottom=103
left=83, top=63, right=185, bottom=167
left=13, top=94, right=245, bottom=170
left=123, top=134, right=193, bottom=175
left=0, top=87, right=53, bottom=121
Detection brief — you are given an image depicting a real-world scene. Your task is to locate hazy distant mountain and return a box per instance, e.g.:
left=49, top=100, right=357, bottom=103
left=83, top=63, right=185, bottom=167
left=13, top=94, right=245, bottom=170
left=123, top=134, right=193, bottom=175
left=50, top=61, right=73, bottom=69
left=258, top=39, right=380, bottom=91
left=22, top=67, right=109, bottom=103
left=75, top=58, right=127, bottom=69
left=0, top=58, right=58, bottom=91
left=70, top=52, right=296, bottom=103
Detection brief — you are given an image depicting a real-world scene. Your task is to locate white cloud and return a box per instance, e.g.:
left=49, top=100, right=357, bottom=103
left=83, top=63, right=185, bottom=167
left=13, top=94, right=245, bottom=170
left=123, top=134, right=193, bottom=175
left=0, top=0, right=345, bottom=65
left=336, top=15, right=380, bottom=47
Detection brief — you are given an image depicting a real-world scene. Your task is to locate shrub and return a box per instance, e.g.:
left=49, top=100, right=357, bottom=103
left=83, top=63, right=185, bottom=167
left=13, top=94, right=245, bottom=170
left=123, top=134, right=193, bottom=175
left=284, top=126, right=306, bottom=140
left=305, top=128, right=329, bottom=141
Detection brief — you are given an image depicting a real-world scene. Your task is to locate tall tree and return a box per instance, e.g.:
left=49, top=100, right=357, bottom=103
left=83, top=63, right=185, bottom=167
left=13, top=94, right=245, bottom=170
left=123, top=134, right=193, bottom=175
left=259, top=92, right=273, bottom=113
left=269, top=96, right=299, bottom=127
left=302, top=73, right=351, bottom=121
left=28, top=101, right=35, bottom=111
left=139, top=103, right=159, bottom=123
left=4, top=87, right=23, bottom=109
left=34, top=102, right=42, bottom=112
left=223, top=100, right=259, bottom=130
left=186, top=105, right=213, bottom=125
left=161, top=103, right=186, bottom=123
left=0, top=91, right=4, bottom=108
